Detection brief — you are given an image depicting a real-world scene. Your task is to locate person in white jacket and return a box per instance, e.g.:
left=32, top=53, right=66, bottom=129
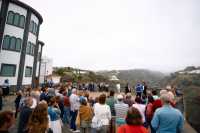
left=92, top=94, right=111, bottom=133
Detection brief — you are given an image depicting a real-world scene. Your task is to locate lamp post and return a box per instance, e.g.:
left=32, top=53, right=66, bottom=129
left=43, top=59, right=48, bottom=84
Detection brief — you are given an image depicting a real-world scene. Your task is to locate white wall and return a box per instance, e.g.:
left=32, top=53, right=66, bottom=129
left=8, top=3, right=27, bottom=16
left=0, top=51, right=21, bottom=85
left=23, top=55, right=34, bottom=85
left=0, top=3, right=27, bottom=86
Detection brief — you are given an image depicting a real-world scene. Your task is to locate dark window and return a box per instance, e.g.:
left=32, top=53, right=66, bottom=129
left=13, top=13, right=20, bottom=26
left=26, top=42, right=35, bottom=56
left=19, top=15, right=25, bottom=28
left=16, top=38, right=22, bottom=52
left=7, top=11, right=15, bottom=24
left=10, top=37, right=16, bottom=50
left=25, top=67, right=32, bottom=77
left=2, top=35, right=10, bottom=49
left=31, top=44, right=35, bottom=55
left=6, top=11, right=25, bottom=29
left=26, top=42, right=31, bottom=54
left=29, top=20, right=38, bottom=35
left=34, top=23, right=37, bottom=34
left=2, top=35, right=22, bottom=52
left=0, top=64, right=16, bottom=77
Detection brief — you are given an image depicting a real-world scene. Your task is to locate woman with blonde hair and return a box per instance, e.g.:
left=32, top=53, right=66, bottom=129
left=27, top=102, right=52, bottom=133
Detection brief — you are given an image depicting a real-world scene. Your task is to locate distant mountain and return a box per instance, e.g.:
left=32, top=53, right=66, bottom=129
left=97, top=69, right=165, bottom=87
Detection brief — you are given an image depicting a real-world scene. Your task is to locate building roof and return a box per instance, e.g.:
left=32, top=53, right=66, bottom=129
left=10, top=0, right=43, bottom=24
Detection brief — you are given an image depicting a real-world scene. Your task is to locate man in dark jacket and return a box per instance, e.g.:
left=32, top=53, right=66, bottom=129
left=17, top=97, right=33, bottom=133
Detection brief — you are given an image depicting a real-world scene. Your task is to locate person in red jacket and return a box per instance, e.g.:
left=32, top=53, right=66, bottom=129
left=117, top=107, right=148, bottom=133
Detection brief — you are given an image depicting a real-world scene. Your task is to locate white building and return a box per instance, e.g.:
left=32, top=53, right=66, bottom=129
left=0, top=0, right=44, bottom=90
left=39, top=56, right=53, bottom=84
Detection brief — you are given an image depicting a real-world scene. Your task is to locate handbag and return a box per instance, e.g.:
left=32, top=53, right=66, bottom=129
left=91, top=117, right=103, bottom=130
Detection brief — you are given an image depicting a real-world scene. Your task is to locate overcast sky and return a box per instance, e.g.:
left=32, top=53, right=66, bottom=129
left=22, top=0, right=200, bottom=72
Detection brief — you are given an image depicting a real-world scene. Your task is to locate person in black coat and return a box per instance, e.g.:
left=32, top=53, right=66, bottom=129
left=17, top=97, right=33, bottom=133
left=14, top=91, right=22, bottom=118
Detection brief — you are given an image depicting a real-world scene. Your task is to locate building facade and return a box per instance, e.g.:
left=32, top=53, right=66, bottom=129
left=0, top=0, right=44, bottom=90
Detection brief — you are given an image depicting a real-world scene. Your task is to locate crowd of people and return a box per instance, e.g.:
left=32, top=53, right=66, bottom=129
left=0, top=82, right=184, bottom=133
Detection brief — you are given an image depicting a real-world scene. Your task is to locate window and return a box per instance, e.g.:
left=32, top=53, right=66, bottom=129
left=26, top=42, right=35, bottom=55
left=7, top=11, right=14, bottom=24
left=6, top=11, right=25, bottom=29
left=29, top=20, right=38, bottom=35
left=10, top=37, right=16, bottom=50
left=25, top=67, right=32, bottom=77
left=13, top=13, right=20, bottom=26
left=31, top=44, right=35, bottom=55
left=19, top=15, right=25, bottom=28
left=2, top=35, right=22, bottom=52
left=2, top=35, right=10, bottom=49
left=0, top=64, right=16, bottom=77
left=16, top=38, right=22, bottom=52
left=34, top=23, right=38, bottom=34
left=26, top=42, right=31, bottom=54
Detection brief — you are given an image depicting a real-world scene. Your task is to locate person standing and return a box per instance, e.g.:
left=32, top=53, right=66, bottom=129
left=48, top=97, right=62, bottom=133
left=0, top=111, right=15, bottom=133
left=14, top=91, right=22, bottom=118
left=106, top=90, right=117, bottom=116
left=69, top=89, right=80, bottom=132
left=151, top=93, right=184, bottom=133
left=2, top=79, right=9, bottom=97
left=135, top=82, right=143, bottom=98
left=18, top=97, right=33, bottom=133
left=106, top=90, right=117, bottom=133
left=27, top=102, right=51, bottom=133
left=78, top=97, right=93, bottom=133
left=132, top=97, right=146, bottom=124
left=92, top=94, right=111, bottom=133
left=117, top=107, right=148, bottom=133
left=114, top=94, right=129, bottom=126
left=125, top=83, right=131, bottom=94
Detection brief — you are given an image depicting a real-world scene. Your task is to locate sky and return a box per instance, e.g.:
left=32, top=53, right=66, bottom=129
left=21, top=0, right=200, bottom=72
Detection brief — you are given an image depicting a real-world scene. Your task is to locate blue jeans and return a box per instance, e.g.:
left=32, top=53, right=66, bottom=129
left=63, top=107, right=70, bottom=124
left=70, top=110, right=78, bottom=130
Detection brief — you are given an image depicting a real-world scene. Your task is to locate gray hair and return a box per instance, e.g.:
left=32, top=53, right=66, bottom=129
left=160, top=89, right=167, bottom=96
left=160, top=93, right=171, bottom=104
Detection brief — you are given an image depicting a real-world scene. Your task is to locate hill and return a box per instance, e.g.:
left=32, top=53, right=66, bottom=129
left=97, top=69, right=165, bottom=87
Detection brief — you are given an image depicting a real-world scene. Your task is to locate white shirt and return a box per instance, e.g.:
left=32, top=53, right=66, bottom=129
left=93, top=103, right=111, bottom=125
left=69, top=93, right=80, bottom=111
left=132, top=103, right=146, bottom=123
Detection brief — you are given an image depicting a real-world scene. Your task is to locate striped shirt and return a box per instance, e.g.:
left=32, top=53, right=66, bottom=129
left=114, top=102, right=129, bottom=119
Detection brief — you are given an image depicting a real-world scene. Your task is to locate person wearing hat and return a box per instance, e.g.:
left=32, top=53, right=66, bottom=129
left=114, top=94, right=129, bottom=127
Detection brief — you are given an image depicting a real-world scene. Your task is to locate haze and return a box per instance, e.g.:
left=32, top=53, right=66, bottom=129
left=21, top=0, right=200, bottom=72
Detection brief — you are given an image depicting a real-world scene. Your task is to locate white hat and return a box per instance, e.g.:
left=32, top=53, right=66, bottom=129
left=117, top=94, right=123, bottom=99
